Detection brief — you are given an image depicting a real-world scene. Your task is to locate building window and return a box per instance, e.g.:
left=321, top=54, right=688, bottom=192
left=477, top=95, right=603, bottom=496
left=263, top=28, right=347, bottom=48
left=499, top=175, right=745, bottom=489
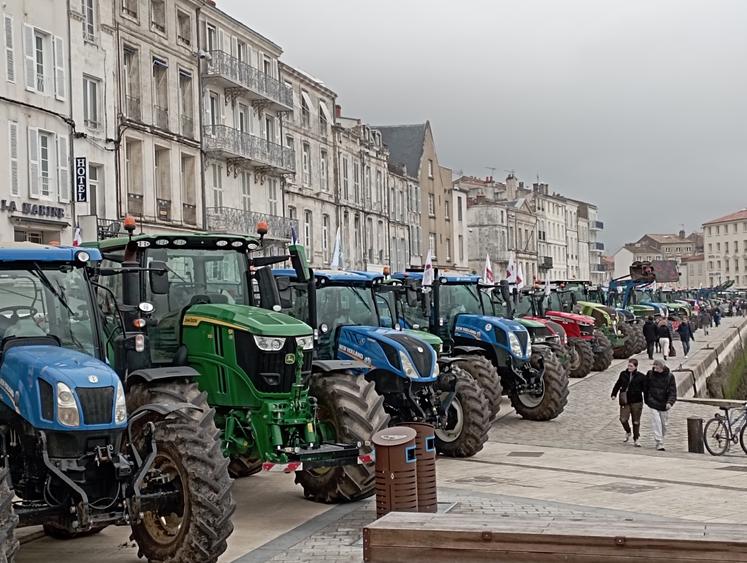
left=181, top=154, right=196, bottom=224
left=457, top=196, right=463, bottom=221
left=88, top=163, right=104, bottom=217
left=152, top=57, right=168, bottom=129
left=375, top=170, right=383, bottom=206
left=125, top=138, right=143, bottom=214
left=210, top=163, right=222, bottom=208
left=38, top=130, right=53, bottom=198
left=176, top=10, right=191, bottom=45
left=322, top=214, right=330, bottom=263
left=353, top=161, right=360, bottom=203
left=207, top=91, right=219, bottom=128
left=154, top=146, right=171, bottom=221
left=241, top=171, right=250, bottom=211
left=285, top=134, right=293, bottom=149
left=377, top=220, right=384, bottom=262
left=178, top=69, right=193, bottom=137
left=122, top=0, right=138, bottom=18
left=82, top=76, right=100, bottom=129
left=342, top=157, right=349, bottom=201
left=365, top=166, right=372, bottom=202
left=427, top=193, right=435, bottom=216
left=302, top=142, right=311, bottom=186
left=151, top=0, right=166, bottom=33
left=459, top=235, right=464, bottom=262
left=83, top=0, right=95, bottom=41
left=427, top=159, right=434, bottom=179
left=300, top=91, right=310, bottom=128
left=268, top=178, right=278, bottom=215
left=366, top=218, right=373, bottom=261
left=206, top=23, right=216, bottom=52
left=304, top=210, right=313, bottom=256
left=320, top=149, right=328, bottom=191
left=446, top=238, right=451, bottom=262
left=428, top=232, right=436, bottom=259
left=444, top=199, right=450, bottom=220
left=8, top=122, right=18, bottom=196
left=123, top=46, right=141, bottom=119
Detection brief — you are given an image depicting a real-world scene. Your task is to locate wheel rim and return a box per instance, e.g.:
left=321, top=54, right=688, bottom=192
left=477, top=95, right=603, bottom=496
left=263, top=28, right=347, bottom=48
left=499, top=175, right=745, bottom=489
left=140, top=451, right=187, bottom=546
left=705, top=419, right=729, bottom=455
left=568, top=345, right=581, bottom=371
left=518, top=387, right=544, bottom=408
left=435, top=394, right=464, bottom=443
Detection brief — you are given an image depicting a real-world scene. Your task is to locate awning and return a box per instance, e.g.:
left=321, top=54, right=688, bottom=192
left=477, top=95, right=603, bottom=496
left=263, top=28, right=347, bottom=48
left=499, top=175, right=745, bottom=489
left=300, top=90, right=312, bottom=110
left=319, top=100, right=332, bottom=122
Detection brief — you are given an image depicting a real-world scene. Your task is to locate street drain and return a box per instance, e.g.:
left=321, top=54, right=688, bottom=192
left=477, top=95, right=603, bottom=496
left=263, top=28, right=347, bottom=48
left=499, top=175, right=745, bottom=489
left=507, top=451, right=544, bottom=457
left=588, top=482, right=660, bottom=494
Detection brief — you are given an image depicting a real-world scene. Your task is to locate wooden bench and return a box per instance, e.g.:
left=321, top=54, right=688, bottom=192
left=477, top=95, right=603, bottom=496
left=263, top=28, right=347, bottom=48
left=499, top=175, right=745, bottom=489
left=363, top=512, right=747, bottom=562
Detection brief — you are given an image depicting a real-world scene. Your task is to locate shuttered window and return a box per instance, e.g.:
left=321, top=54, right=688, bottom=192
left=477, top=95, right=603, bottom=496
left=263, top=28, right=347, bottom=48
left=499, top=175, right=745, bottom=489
left=57, top=134, right=69, bottom=202
left=28, top=127, right=39, bottom=198
left=8, top=121, right=18, bottom=195
left=4, top=15, right=14, bottom=83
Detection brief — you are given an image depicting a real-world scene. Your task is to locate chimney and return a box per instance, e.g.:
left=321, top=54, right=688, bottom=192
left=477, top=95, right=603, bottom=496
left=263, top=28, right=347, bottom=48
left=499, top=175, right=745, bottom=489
left=335, top=104, right=342, bottom=118
left=678, top=229, right=686, bottom=239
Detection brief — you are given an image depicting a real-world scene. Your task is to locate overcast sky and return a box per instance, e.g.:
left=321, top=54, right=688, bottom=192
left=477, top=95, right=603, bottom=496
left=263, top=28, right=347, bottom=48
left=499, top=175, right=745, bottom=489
left=222, top=0, right=747, bottom=252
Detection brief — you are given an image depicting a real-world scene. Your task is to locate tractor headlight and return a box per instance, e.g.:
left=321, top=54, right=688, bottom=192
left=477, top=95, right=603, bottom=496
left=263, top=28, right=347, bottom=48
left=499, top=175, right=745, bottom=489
left=114, top=380, right=127, bottom=424
left=56, top=382, right=80, bottom=427
left=254, top=335, right=286, bottom=351
left=399, top=351, right=419, bottom=379
left=508, top=332, right=524, bottom=357
left=296, top=335, right=314, bottom=351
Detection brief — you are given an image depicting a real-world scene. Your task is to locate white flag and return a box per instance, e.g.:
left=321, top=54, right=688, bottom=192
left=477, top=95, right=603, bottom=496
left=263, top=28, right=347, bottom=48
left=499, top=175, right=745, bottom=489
left=423, top=248, right=434, bottom=287
left=73, top=224, right=82, bottom=247
left=517, top=262, right=525, bottom=290
left=330, top=227, right=342, bottom=270
left=505, top=254, right=516, bottom=283
left=483, top=254, right=494, bottom=285
left=544, top=278, right=551, bottom=297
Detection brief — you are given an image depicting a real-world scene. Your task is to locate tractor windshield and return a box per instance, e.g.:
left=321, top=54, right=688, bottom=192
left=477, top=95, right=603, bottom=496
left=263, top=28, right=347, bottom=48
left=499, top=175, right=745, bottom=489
left=512, top=296, right=534, bottom=317
left=439, top=284, right=484, bottom=324
left=317, top=285, right=378, bottom=329
left=634, top=289, right=654, bottom=304
left=0, top=266, right=97, bottom=356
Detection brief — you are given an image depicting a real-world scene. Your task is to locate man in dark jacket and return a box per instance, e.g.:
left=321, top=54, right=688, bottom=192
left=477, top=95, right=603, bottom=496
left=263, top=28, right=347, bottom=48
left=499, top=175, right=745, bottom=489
left=677, top=319, right=695, bottom=359
left=611, top=358, right=645, bottom=447
left=656, top=319, right=673, bottom=361
left=642, top=317, right=657, bottom=360
left=643, top=359, right=677, bottom=451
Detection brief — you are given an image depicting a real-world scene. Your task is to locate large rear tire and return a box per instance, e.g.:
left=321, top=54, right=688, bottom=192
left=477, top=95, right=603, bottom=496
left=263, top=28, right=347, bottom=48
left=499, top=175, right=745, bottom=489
left=451, top=356, right=502, bottom=419
left=435, top=367, right=490, bottom=457
left=296, top=372, right=389, bottom=503
left=228, top=455, right=263, bottom=479
left=634, top=327, right=647, bottom=353
left=126, top=380, right=235, bottom=563
left=568, top=338, right=594, bottom=378
left=509, top=348, right=568, bottom=421
left=0, top=467, right=18, bottom=563
left=592, top=331, right=614, bottom=371
left=614, top=323, right=637, bottom=359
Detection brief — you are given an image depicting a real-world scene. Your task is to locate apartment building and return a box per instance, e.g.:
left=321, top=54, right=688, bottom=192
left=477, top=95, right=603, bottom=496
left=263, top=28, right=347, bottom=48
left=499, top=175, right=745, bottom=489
left=462, top=176, right=510, bottom=275
left=530, top=182, right=568, bottom=281
left=377, top=122, right=452, bottom=270
left=200, top=6, right=295, bottom=255
left=0, top=0, right=74, bottom=244
left=114, top=0, right=202, bottom=234
left=336, top=115, right=390, bottom=272
left=703, top=209, right=747, bottom=287
left=563, top=199, right=580, bottom=280
left=450, top=180, right=469, bottom=272
left=680, top=254, right=706, bottom=289
left=388, top=163, right=420, bottom=272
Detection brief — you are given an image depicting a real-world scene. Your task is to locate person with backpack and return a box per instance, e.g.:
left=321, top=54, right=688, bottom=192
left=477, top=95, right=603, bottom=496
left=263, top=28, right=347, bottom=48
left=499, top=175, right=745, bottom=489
left=677, top=318, right=695, bottom=359
left=656, top=318, right=672, bottom=361
left=611, top=358, right=646, bottom=447
left=643, top=359, right=677, bottom=451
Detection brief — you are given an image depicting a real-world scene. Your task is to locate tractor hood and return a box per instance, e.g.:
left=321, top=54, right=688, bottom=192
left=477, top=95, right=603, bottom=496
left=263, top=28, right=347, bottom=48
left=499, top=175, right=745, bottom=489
left=545, top=310, right=596, bottom=326
left=0, top=345, right=124, bottom=431
left=628, top=304, right=656, bottom=318
left=402, top=329, right=443, bottom=354
left=337, top=326, right=437, bottom=382
left=516, top=318, right=547, bottom=329
left=184, top=303, right=312, bottom=337
left=453, top=314, right=531, bottom=360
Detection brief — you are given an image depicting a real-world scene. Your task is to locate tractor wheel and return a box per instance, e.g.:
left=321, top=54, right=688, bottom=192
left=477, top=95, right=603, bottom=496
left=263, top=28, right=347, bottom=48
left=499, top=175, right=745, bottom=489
left=568, top=338, right=594, bottom=378
left=0, top=467, right=18, bottom=563
left=451, top=356, right=502, bottom=419
left=592, top=331, right=614, bottom=371
left=126, top=380, right=235, bottom=563
left=228, top=456, right=263, bottom=479
left=297, top=372, right=389, bottom=503
left=547, top=342, right=571, bottom=378
left=613, top=323, right=634, bottom=359
left=509, top=349, right=568, bottom=421
left=435, top=367, right=490, bottom=457
left=634, top=327, right=647, bottom=353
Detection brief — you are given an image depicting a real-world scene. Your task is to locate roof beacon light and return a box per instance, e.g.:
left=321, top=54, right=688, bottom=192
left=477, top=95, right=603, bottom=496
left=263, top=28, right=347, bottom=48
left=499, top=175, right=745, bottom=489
left=256, top=220, right=269, bottom=239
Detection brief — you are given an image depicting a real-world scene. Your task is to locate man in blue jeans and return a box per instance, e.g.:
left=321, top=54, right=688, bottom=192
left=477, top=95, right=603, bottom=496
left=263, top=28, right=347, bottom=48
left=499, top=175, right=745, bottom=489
left=677, top=318, right=695, bottom=359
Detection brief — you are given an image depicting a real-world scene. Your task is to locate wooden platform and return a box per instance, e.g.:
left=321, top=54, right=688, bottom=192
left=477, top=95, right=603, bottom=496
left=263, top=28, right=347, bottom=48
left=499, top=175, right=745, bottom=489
left=363, top=512, right=747, bottom=562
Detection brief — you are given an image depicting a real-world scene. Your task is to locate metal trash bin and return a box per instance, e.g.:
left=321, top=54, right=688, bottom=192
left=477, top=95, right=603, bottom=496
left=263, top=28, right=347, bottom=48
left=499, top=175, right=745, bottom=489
left=403, top=422, right=437, bottom=513
left=687, top=417, right=704, bottom=454
left=372, top=426, right=418, bottom=518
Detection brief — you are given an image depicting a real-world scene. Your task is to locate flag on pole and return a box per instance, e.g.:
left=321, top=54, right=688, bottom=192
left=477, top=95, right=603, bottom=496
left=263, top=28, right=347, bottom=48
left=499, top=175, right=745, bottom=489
left=73, top=224, right=82, bottom=247
left=290, top=225, right=298, bottom=245
left=330, top=227, right=342, bottom=270
left=544, top=278, right=551, bottom=297
left=422, top=249, right=434, bottom=288
left=516, top=262, right=525, bottom=290
left=505, top=254, right=516, bottom=283
left=483, top=254, right=494, bottom=285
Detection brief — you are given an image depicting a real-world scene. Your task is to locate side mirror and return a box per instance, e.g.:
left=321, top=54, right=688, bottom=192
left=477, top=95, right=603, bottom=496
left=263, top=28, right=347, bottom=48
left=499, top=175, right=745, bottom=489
left=256, top=267, right=281, bottom=310
left=405, top=287, right=418, bottom=308
left=148, top=261, right=170, bottom=295
left=289, top=244, right=310, bottom=283
left=499, top=280, right=511, bottom=303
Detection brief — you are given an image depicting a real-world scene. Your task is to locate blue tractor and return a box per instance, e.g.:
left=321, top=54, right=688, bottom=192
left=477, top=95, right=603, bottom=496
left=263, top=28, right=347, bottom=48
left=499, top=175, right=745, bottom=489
left=391, top=271, right=568, bottom=421
left=267, top=266, right=490, bottom=458
left=0, top=244, right=234, bottom=562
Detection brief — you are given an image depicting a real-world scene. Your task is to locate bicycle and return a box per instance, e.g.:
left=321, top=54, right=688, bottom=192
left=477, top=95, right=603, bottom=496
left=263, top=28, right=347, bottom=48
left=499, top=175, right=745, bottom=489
left=703, top=403, right=747, bottom=456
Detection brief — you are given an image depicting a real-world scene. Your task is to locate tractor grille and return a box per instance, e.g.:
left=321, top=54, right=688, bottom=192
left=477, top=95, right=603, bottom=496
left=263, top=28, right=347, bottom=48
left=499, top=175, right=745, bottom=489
left=580, top=324, right=595, bottom=336
left=516, top=331, right=529, bottom=352
left=235, top=331, right=313, bottom=393
left=39, top=380, right=54, bottom=421
left=387, top=333, right=434, bottom=378
left=77, top=387, right=114, bottom=425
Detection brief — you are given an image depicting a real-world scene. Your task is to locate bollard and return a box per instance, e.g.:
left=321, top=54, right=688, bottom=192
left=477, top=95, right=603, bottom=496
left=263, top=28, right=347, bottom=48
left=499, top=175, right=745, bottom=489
left=372, top=426, right=418, bottom=518
left=687, top=417, right=705, bottom=454
left=403, top=422, right=438, bottom=513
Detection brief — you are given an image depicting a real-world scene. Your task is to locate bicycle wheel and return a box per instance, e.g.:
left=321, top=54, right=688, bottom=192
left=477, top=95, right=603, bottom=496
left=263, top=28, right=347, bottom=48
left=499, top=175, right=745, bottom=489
left=739, top=420, right=747, bottom=455
left=704, top=417, right=730, bottom=456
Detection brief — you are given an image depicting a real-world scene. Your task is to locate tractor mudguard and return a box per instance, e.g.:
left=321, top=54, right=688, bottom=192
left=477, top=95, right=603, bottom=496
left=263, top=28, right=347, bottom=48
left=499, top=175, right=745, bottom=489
left=126, top=366, right=200, bottom=386
left=452, top=345, right=486, bottom=356
left=312, top=359, right=370, bottom=373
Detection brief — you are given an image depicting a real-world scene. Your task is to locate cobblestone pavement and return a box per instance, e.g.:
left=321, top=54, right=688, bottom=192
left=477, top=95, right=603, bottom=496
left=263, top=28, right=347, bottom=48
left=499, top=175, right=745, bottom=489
left=492, top=316, right=747, bottom=460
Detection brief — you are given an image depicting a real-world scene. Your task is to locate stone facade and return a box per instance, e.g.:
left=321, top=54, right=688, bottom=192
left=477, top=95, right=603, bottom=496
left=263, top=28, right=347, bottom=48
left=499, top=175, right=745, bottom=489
left=703, top=209, right=747, bottom=287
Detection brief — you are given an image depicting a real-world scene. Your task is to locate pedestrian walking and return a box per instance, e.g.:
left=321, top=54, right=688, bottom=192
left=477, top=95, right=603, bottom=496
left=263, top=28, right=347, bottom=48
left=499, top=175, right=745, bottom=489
left=611, top=358, right=645, bottom=447
left=656, top=318, right=672, bottom=361
left=677, top=318, right=695, bottom=359
left=741, top=300, right=747, bottom=317
left=642, top=316, right=657, bottom=360
left=701, top=309, right=711, bottom=336
left=643, top=359, right=677, bottom=451
left=714, top=307, right=722, bottom=327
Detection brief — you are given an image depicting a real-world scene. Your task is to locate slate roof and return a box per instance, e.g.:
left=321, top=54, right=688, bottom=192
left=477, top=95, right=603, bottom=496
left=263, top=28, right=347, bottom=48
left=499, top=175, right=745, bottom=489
left=703, top=209, right=747, bottom=225
left=374, top=124, right=427, bottom=180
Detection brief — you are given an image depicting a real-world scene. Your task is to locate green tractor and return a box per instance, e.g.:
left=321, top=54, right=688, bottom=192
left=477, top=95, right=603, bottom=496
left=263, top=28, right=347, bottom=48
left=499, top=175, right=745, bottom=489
left=86, top=228, right=387, bottom=503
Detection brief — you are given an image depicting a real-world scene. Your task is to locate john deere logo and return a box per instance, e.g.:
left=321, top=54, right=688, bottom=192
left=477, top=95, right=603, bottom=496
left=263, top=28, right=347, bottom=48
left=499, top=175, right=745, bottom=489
left=285, top=353, right=296, bottom=365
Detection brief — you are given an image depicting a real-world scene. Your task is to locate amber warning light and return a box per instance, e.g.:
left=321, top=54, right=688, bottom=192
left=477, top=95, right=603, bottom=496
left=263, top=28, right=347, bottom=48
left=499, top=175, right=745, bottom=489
left=123, top=215, right=137, bottom=235
left=256, top=220, right=269, bottom=238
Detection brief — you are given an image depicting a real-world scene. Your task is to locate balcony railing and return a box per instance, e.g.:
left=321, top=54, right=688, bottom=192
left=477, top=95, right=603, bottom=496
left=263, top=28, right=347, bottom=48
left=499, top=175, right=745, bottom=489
left=126, top=96, right=141, bottom=120
left=590, top=220, right=605, bottom=230
left=592, top=241, right=605, bottom=252
left=204, top=50, right=293, bottom=110
left=154, top=105, right=169, bottom=129
left=180, top=114, right=194, bottom=138
left=206, top=207, right=297, bottom=241
left=202, top=124, right=295, bottom=173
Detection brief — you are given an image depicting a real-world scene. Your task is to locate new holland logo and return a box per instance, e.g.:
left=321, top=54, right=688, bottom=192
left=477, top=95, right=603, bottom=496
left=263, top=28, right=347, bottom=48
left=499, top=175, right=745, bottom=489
left=284, top=353, right=296, bottom=365
left=88, top=375, right=99, bottom=384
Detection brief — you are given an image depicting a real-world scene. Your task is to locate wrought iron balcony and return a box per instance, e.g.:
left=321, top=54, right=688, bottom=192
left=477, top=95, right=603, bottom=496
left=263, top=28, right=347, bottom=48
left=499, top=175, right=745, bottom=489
left=205, top=207, right=297, bottom=241
left=203, top=124, right=295, bottom=173
left=203, top=50, right=293, bottom=111
left=592, top=241, right=605, bottom=253
left=590, top=220, right=605, bottom=231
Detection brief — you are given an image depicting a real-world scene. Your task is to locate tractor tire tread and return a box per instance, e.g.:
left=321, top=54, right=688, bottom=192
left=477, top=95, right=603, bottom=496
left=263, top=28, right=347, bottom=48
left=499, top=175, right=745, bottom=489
left=451, top=357, right=502, bottom=419
left=435, top=367, right=491, bottom=457
left=0, top=466, right=18, bottom=563
left=509, top=349, right=569, bottom=421
left=592, top=331, right=614, bottom=371
left=568, top=338, right=594, bottom=378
